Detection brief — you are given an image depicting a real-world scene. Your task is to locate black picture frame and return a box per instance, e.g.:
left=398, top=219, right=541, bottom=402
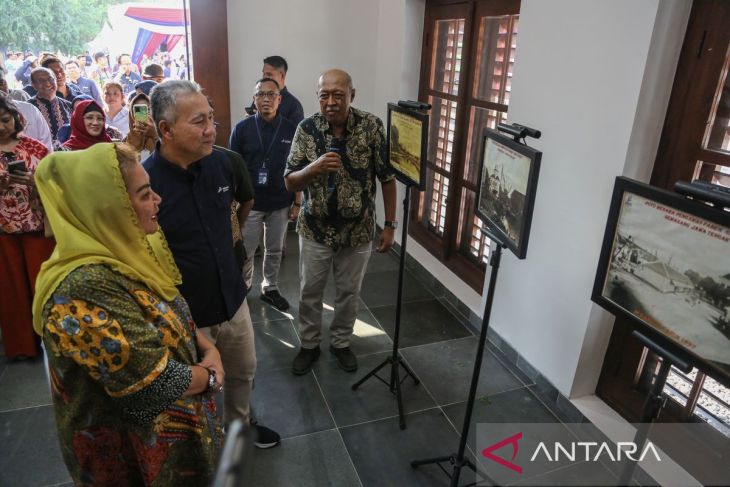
left=474, top=128, right=542, bottom=259
left=387, top=103, right=428, bottom=190
left=592, top=176, right=730, bottom=388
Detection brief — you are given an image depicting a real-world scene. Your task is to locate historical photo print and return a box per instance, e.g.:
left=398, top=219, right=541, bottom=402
left=387, top=104, right=427, bottom=189
left=601, top=190, right=730, bottom=373
left=475, top=130, right=541, bottom=259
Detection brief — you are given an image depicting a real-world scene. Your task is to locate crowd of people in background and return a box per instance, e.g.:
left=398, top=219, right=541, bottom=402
left=1, top=47, right=398, bottom=485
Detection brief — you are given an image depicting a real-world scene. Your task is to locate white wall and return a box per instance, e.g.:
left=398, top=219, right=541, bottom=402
left=488, top=0, right=691, bottom=397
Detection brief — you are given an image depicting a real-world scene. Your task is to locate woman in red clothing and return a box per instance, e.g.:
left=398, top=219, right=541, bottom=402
left=0, top=93, right=54, bottom=359
left=61, top=99, right=113, bottom=151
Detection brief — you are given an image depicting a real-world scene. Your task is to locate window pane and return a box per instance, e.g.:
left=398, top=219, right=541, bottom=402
left=428, top=96, right=459, bottom=172
left=703, top=43, right=730, bottom=152
left=692, top=160, right=730, bottom=188
left=430, top=19, right=466, bottom=95
left=472, top=15, right=519, bottom=104
left=463, top=106, right=507, bottom=184
left=457, top=188, right=489, bottom=266
left=420, top=167, right=448, bottom=236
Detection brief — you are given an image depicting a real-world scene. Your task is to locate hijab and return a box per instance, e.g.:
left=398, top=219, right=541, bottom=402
left=62, top=99, right=112, bottom=151
left=126, top=93, right=156, bottom=153
left=32, top=143, right=182, bottom=334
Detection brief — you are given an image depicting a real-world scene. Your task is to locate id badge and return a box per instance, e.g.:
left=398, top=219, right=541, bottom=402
left=257, top=168, right=269, bottom=187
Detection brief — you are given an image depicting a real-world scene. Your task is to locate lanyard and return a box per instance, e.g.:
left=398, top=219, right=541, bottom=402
left=254, top=114, right=282, bottom=168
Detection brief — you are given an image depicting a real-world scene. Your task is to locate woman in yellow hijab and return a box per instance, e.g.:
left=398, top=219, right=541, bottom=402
left=33, top=143, right=224, bottom=486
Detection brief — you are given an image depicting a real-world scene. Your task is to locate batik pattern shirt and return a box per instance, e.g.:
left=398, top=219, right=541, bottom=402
left=42, top=264, right=223, bottom=487
left=286, top=108, right=395, bottom=249
left=28, top=96, right=72, bottom=146
left=0, top=136, right=49, bottom=234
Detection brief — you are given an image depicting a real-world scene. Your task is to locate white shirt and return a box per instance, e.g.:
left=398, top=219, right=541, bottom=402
left=106, top=106, right=130, bottom=138
left=16, top=101, right=54, bottom=152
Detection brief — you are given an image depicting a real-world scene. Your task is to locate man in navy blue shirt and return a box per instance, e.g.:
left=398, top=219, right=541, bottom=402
left=247, top=56, right=304, bottom=125
left=144, top=79, right=280, bottom=448
left=64, top=60, right=102, bottom=105
left=230, top=78, right=300, bottom=311
left=114, top=53, right=142, bottom=95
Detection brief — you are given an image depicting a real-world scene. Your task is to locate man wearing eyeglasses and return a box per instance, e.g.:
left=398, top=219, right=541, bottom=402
left=285, top=69, right=397, bottom=375
left=230, top=78, right=300, bottom=311
left=27, top=67, right=72, bottom=148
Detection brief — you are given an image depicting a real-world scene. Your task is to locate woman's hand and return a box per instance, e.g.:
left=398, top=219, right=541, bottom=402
left=8, top=171, right=34, bottom=189
left=132, top=120, right=157, bottom=139
left=198, top=346, right=225, bottom=389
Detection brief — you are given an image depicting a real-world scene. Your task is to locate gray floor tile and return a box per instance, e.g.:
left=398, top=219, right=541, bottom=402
left=359, top=269, right=435, bottom=308
left=248, top=279, right=301, bottom=324
left=249, top=429, right=362, bottom=487
left=510, top=459, right=617, bottom=486
left=402, top=337, right=524, bottom=406
left=340, top=408, right=482, bottom=487
left=0, top=358, right=52, bottom=411
left=254, top=318, right=300, bottom=372
left=314, top=350, right=435, bottom=428
left=371, top=299, right=472, bottom=348
left=250, top=367, right=334, bottom=439
left=365, top=247, right=400, bottom=274
left=0, top=406, right=70, bottom=487
left=318, top=305, right=394, bottom=361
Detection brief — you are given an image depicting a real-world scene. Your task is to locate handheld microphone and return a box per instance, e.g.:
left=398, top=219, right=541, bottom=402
left=327, top=138, right=344, bottom=192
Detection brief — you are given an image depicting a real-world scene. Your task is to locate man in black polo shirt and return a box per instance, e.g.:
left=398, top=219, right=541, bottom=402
left=247, top=56, right=304, bottom=125
left=230, top=77, right=300, bottom=311
left=144, top=79, right=279, bottom=448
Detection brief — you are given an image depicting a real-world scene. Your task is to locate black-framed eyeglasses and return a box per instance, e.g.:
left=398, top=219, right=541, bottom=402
left=254, top=91, right=279, bottom=100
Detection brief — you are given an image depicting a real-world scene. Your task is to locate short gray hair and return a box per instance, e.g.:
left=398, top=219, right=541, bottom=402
left=150, top=79, right=202, bottom=136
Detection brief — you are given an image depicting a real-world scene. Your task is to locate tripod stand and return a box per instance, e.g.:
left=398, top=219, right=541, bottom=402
left=352, top=184, right=420, bottom=430
left=411, top=241, right=504, bottom=487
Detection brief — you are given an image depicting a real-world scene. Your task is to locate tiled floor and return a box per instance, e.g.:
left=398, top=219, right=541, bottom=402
left=0, top=231, right=619, bottom=486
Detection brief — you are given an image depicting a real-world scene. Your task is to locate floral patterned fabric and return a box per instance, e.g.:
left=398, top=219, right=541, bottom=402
left=42, top=264, right=222, bottom=487
left=286, top=108, right=395, bottom=249
left=0, top=135, right=49, bottom=234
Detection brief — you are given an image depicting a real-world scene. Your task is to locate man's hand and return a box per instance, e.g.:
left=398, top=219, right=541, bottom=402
left=310, top=152, right=342, bottom=177
left=289, top=204, right=300, bottom=222
left=377, top=226, right=395, bottom=252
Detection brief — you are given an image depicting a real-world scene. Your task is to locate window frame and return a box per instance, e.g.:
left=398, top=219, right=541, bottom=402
left=411, top=0, right=521, bottom=292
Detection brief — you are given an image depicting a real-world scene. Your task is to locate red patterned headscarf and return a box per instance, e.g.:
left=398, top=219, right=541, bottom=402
left=62, top=100, right=112, bottom=151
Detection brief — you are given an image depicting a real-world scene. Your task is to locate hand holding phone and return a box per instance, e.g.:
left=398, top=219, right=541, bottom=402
left=132, top=104, right=149, bottom=123
left=6, top=159, right=27, bottom=175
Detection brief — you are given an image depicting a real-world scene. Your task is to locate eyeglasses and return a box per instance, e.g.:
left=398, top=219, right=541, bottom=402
left=254, top=91, right=279, bottom=100
left=34, top=77, right=55, bottom=85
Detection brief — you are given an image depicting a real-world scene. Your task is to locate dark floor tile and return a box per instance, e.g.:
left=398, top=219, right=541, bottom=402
left=442, top=387, right=561, bottom=459
left=249, top=367, right=334, bottom=439
left=340, top=408, right=481, bottom=487
left=510, top=460, right=617, bottom=486
left=365, top=247, right=400, bottom=274
left=401, top=337, right=524, bottom=406
left=487, top=341, right=534, bottom=386
left=0, top=358, right=51, bottom=411
left=254, top=319, right=300, bottom=372
left=359, top=269, right=435, bottom=308
left=0, top=406, right=70, bottom=487
left=371, top=299, right=472, bottom=348
left=317, top=304, right=393, bottom=361
left=249, top=429, right=361, bottom=487
left=314, top=351, right=436, bottom=428
left=248, top=279, right=301, bottom=324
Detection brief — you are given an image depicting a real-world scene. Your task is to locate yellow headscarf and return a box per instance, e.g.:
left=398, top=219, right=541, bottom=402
left=32, top=143, right=182, bottom=334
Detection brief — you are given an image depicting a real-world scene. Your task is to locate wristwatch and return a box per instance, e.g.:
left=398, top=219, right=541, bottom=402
left=205, top=368, right=219, bottom=394
left=384, top=220, right=398, bottom=230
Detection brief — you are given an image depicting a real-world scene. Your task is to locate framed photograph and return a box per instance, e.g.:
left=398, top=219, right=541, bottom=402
left=475, top=129, right=542, bottom=259
left=387, top=103, right=428, bottom=190
left=592, top=177, right=730, bottom=387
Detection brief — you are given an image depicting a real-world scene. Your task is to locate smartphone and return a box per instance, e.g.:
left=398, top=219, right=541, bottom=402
left=132, top=104, right=149, bottom=123
left=7, top=159, right=27, bottom=174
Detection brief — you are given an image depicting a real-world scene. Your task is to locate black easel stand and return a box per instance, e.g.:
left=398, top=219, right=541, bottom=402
left=618, top=331, right=691, bottom=486
left=352, top=185, right=420, bottom=430
left=411, top=241, right=504, bottom=487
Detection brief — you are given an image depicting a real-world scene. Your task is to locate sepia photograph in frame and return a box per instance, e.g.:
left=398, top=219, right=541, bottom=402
left=387, top=103, right=428, bottom=190
left=475, top=128, right=542, bottom=259
left=592, top=177, right=730, bottom=387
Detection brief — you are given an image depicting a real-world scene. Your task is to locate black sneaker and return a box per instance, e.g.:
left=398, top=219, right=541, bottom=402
left=261, top=289, right=290, bottom=311
left=292, top=346, right=320, bottom=375
left=252, top=421, right=280, bottom=449
left=329, top=345, right=357, bottom=372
